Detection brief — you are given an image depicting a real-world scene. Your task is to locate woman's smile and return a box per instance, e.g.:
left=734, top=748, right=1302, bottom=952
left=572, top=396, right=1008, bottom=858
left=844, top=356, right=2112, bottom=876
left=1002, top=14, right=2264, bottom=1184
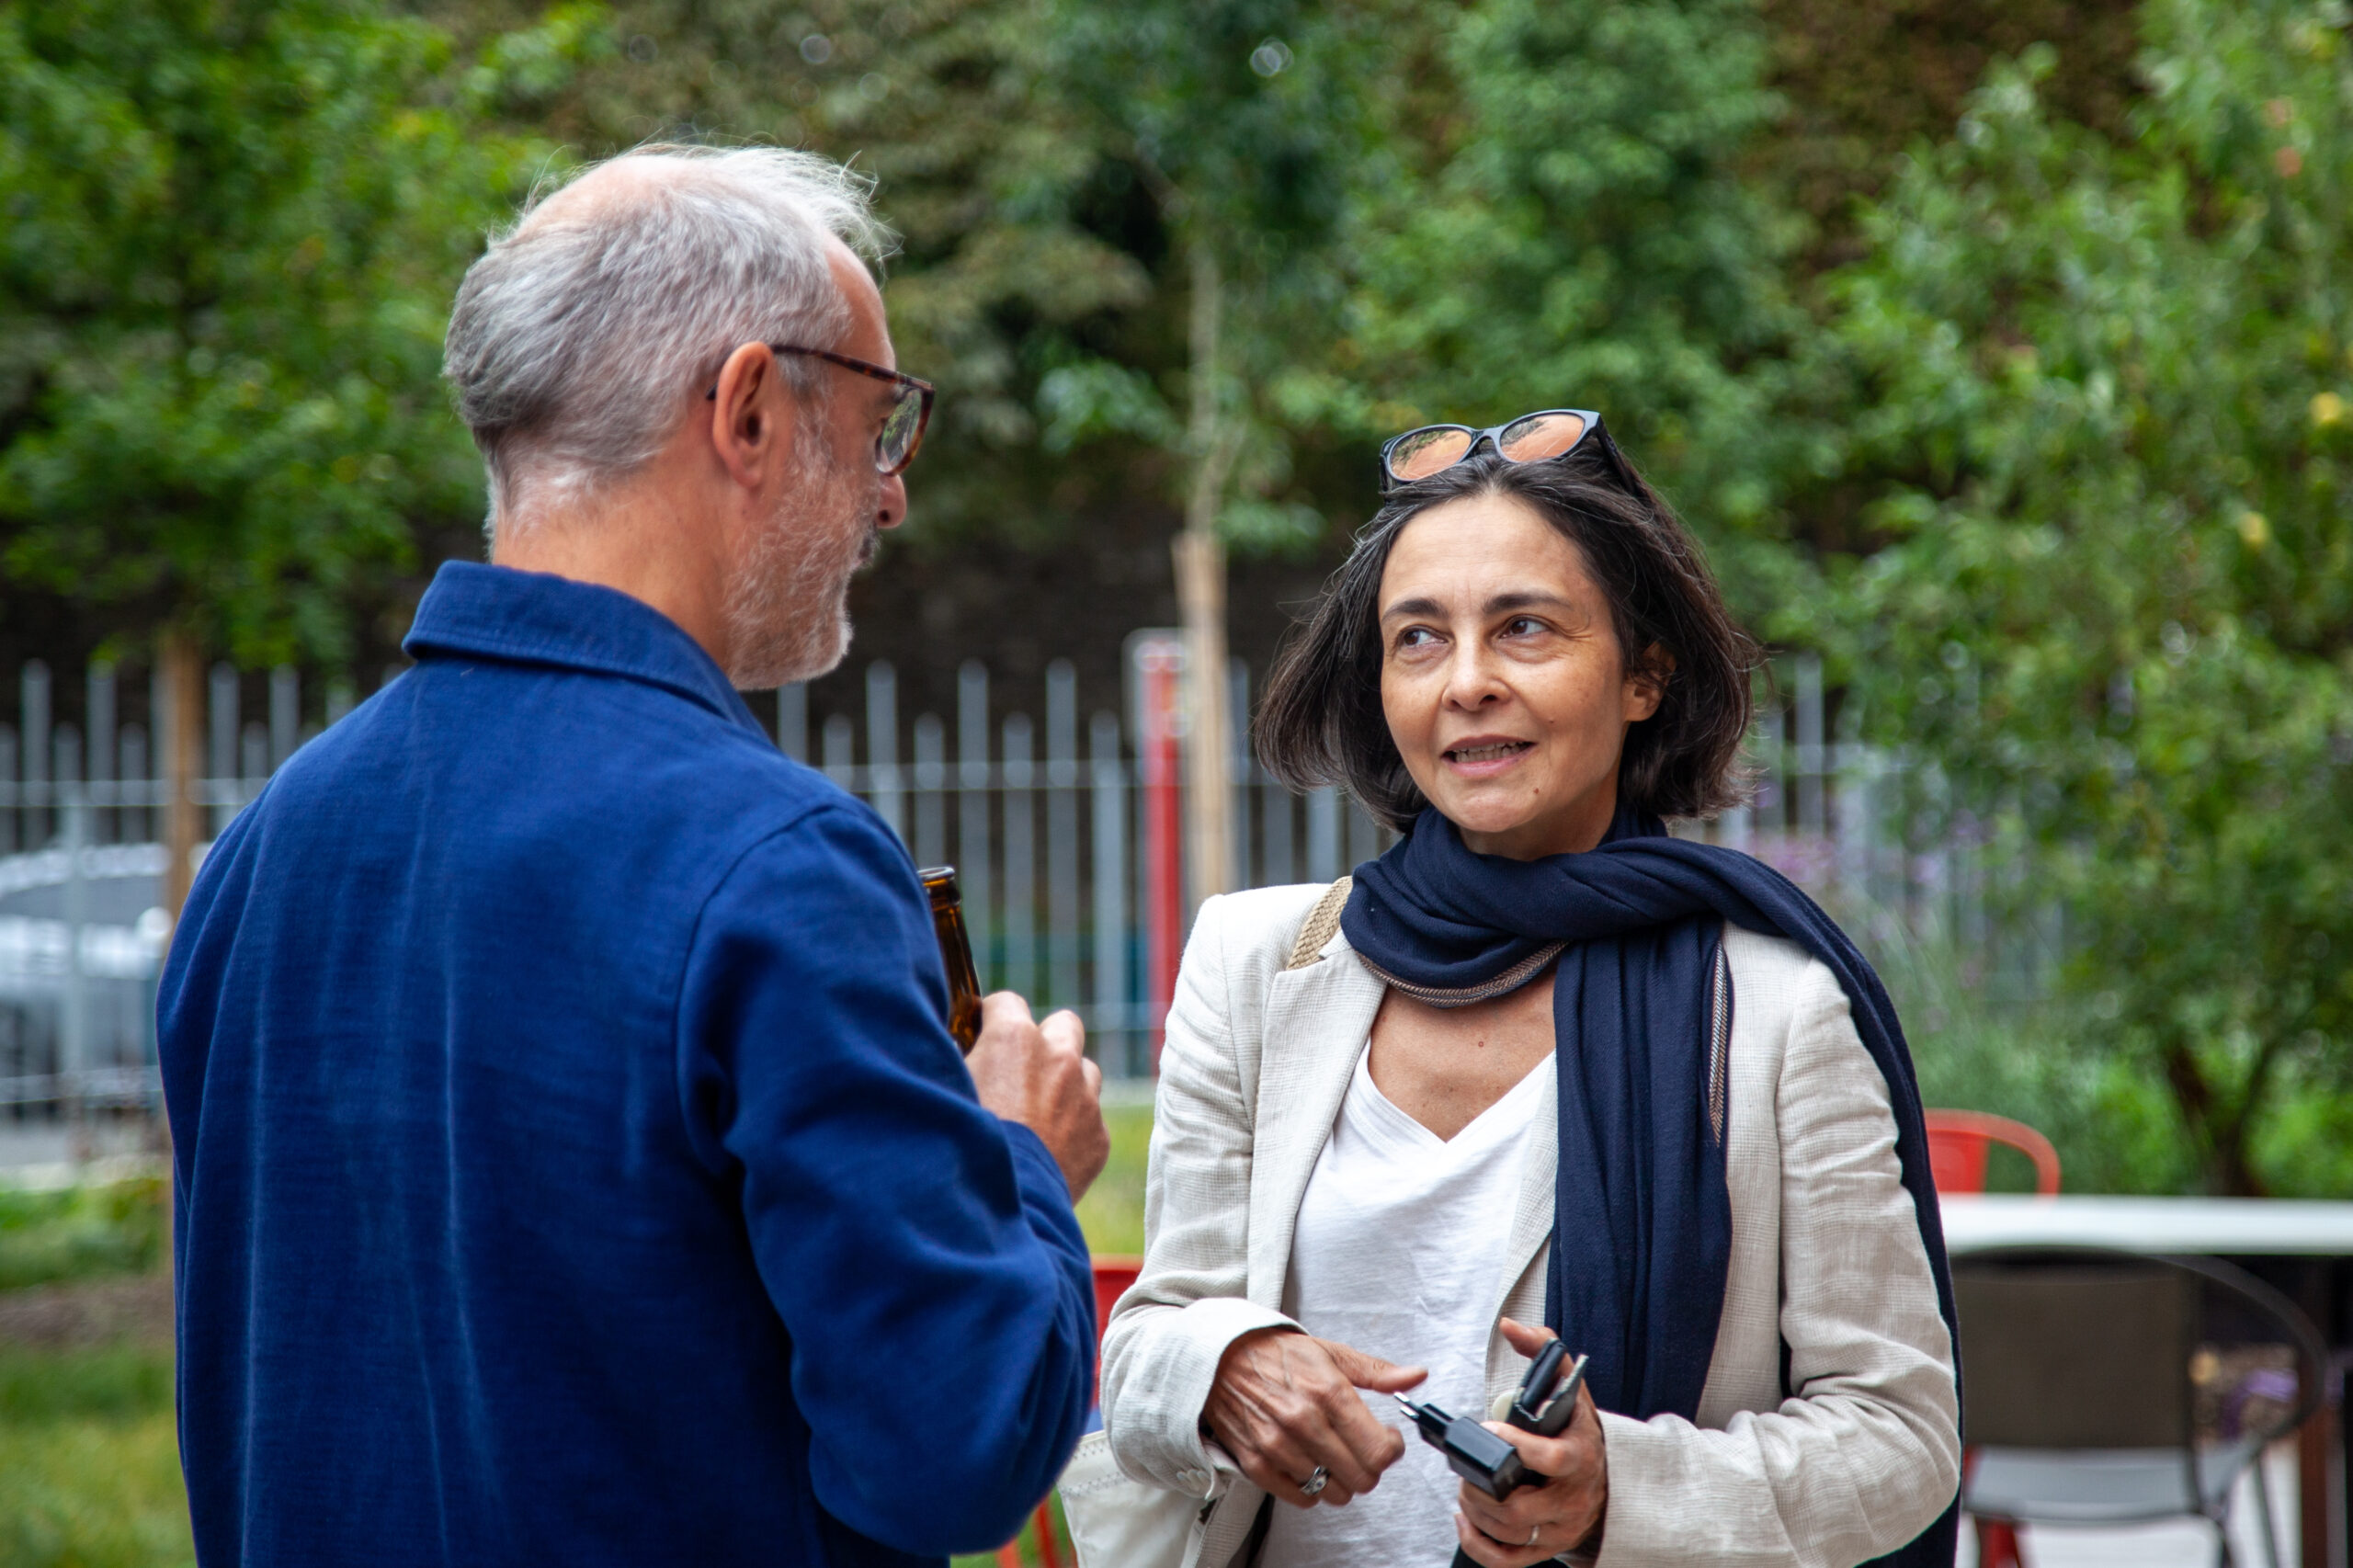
left=1440, top=734, right=1537, bottom=775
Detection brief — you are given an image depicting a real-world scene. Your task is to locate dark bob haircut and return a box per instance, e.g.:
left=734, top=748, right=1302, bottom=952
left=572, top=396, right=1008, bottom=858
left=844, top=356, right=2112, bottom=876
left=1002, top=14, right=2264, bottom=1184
left=1255, top=443, right=1759, bottom=832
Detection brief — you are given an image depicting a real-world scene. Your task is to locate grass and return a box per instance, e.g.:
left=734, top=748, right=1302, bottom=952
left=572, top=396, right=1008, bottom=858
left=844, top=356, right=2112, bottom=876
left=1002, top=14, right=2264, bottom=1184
left=0, top=1180, right=167, bottom=1294
left=1073, top=1101, right=1154, bottom=1255
left=0, top=1345, right=189, bottom=1568
left=0, top=1109, right=1159, bottom=1568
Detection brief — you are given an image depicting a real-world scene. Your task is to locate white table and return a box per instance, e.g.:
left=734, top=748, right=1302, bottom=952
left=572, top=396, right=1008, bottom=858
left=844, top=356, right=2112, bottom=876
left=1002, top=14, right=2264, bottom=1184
left=1940, top=1194, right=2353, bottom=1256
left=1938, top=1195, right=2353, bottom=1567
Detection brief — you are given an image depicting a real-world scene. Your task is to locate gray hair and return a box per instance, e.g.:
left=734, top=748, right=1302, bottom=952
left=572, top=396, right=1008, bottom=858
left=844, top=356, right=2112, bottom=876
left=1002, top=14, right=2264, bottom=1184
left=444, top=144, right=893, bottom=535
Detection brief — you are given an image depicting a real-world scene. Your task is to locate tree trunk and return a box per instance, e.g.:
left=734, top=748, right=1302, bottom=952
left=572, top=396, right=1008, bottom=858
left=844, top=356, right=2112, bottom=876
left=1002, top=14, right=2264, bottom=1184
left=160, top=629, right=203, bottom=928
left=2162, top=1040, right=2271, bottom=1197
left=1176, top=237, right=1238, bottom=908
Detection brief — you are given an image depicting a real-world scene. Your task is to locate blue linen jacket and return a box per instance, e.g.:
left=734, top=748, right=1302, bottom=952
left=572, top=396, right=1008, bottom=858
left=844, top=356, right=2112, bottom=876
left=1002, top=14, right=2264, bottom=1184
left=158, top=561, right=1096, bottom=1566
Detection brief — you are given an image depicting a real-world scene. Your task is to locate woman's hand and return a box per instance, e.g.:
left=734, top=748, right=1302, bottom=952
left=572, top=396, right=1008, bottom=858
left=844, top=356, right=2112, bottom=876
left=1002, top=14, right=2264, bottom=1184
left=1201, top=1326, right=1426, bottom=1508
left=1451, top=1319, right=1608, bottom=1566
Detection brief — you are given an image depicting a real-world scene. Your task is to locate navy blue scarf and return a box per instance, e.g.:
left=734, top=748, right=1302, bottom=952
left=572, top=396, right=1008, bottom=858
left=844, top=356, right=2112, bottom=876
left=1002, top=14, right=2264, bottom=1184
left=1341, top=807, right=1958, bottom=1567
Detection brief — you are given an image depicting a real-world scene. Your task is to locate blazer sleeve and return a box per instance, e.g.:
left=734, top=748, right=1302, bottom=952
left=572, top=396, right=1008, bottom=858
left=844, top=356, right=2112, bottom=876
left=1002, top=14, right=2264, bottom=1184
left=676, top=802, right=1097, bottom=1556
left=1592, top=960, right=1961, bottom=1568
left=1100, top=892, right=1301, bottom=1495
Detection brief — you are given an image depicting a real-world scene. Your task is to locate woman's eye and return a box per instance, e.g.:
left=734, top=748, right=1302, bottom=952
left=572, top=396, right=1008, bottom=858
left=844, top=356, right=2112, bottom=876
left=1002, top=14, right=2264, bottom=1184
left=1501, top=616, right=1543, bottom=638
left=1395, top=627, right=1438, bottom=651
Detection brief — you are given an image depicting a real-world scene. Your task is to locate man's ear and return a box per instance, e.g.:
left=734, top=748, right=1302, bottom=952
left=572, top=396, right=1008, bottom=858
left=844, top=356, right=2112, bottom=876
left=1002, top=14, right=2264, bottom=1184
left=1626, top=643, right=1673, bottom=722
left=708, top=342, right=795, bottom=492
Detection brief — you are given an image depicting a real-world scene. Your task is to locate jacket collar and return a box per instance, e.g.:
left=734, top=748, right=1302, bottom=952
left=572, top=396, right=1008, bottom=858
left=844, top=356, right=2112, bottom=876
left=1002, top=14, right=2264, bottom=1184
left=402, top=561, right=764, bottom=734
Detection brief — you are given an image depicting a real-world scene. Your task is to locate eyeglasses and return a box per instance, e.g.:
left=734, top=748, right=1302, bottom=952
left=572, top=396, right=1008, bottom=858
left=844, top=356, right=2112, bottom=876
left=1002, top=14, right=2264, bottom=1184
left=1378, top=408, right=1622, bottom=493
left=705, top=345, right=935, bottom=476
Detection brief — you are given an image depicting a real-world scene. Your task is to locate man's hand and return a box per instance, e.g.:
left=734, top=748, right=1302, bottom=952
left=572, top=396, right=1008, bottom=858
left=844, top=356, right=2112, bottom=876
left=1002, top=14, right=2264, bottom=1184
left=1201, top=1327, right=1425, bottom=1509
left=966, top=992, right=1108, bottom=1198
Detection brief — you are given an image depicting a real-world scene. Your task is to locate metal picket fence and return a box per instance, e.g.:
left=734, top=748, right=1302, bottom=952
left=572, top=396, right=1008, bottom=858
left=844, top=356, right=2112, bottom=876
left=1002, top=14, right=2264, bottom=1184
left=0, top=646, right=2047, bottom=1118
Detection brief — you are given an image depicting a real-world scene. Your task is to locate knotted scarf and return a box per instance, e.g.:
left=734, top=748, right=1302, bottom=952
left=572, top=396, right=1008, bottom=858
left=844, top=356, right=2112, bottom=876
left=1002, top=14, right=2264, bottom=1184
left=1341, top=806, right=1959, bottom=1568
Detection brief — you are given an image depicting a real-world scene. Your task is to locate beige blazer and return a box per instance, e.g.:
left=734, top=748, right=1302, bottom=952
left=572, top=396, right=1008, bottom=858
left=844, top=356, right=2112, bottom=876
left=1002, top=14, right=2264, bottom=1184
left=1099, top=882, right=1960, bottom=1568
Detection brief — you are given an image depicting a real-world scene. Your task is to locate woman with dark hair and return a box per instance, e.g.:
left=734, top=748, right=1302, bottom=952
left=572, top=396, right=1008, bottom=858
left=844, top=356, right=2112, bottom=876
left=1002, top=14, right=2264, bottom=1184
left=1096, top=415, right=1960, bottom=1568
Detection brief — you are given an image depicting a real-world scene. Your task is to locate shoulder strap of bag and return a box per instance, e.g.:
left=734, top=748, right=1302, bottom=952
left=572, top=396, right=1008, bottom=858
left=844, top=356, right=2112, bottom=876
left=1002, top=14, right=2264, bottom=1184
left=1283, top=876, right=1352, bottom=971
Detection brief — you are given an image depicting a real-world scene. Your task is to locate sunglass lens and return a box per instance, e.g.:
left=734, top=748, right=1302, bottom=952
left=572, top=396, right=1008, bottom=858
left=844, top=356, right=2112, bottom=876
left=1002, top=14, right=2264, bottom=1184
left=1387, top=426, right=1474, bottom=483
left=879, top=391, right=922, bottom=472
left=1497, top=413, right=1587, bottom=463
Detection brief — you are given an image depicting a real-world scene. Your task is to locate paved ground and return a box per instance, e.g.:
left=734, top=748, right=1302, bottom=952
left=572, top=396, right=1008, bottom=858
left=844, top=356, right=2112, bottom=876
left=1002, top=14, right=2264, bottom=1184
left=0, top=1273, right=172, bottom=1348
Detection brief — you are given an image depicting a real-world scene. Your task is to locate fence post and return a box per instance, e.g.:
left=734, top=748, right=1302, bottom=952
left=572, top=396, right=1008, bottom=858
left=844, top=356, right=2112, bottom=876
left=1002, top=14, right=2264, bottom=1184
left=912, top=713, right=946, bottom=869
left=1306, top=786, right=1340, bottom=883
left=777, top=682, right=808, bottom=763
left=1134, top=637, right=1185, bottom=1060
left=1003, top=712, right=1036, bottom=1002
left=270, top=666, right=299, bottom=772
left=1046, top=663, right=1080, bottom=1013
left=88, top=663, right=115, bottom=843
left=1089, top=711, right=1131, bottom=1075
left=867, top=662, right=902, bottom=843
left=0, top=724, right=15, bottom=856
left=119, top=721, right=148, bottom=848
left=958, top=661, right=993, bottom=989
left=1796, top=653, right=1824, bottom=840
left=208, top=664, right=238, bottom=832
left=22, top=661, right=50, bottom=849
left=822, top=714, right=855, bottom=790
left=60, top=762, right=89, bottom=1111
left=1261, top=775, right=1293, bottom=887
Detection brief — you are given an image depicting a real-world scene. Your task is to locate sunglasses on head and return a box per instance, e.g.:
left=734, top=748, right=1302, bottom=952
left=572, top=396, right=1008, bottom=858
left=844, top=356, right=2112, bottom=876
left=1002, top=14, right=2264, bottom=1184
left=1378, top=408, right=1624, bottom=493
left=705, top=344, right=935, bottom=477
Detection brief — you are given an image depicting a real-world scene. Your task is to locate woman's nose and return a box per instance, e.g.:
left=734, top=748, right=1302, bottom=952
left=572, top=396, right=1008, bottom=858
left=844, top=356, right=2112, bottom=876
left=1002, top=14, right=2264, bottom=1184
left=1441, top=645, right=1506, bottom=709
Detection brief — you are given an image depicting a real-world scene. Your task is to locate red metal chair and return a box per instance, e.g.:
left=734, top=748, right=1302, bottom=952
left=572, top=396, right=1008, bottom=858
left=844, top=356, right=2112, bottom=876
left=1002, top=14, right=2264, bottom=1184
left=1925, top=1112, right=2058, bottom=1567
left=1924, top=1109, right=2061, bottom=1199
left=996, top=1257, right=1142, bottom=1568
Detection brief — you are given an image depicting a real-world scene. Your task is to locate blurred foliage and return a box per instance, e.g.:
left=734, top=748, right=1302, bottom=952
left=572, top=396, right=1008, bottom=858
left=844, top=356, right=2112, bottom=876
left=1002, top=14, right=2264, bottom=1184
left=1820, top=0, right=2353, bottom=1193
left=0, top=1345, right=186, bottom=1568
left=0, top=1178, right=166, bottom=1292
left=0, top=0, right=595, bottom=665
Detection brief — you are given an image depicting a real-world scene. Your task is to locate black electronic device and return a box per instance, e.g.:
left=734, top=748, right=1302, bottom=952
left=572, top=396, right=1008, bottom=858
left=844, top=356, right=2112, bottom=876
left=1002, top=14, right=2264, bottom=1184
left=1399, top=1339, right=1589, bottom=1563
left=1395, top=1392, right=1535, bottom=1500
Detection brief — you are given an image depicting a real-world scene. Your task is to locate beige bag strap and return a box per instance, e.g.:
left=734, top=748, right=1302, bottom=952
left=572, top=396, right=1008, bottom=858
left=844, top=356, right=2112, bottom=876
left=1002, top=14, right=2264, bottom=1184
left=1284, top=877, right=1353, bottom=971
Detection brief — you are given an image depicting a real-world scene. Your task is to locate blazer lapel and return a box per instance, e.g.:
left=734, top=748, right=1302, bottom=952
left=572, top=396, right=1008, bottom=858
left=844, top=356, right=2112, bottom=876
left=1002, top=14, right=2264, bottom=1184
left=1493, top=1068, right=1559, bottom=1330
left=1245, top=935, right=1384, bottom=1310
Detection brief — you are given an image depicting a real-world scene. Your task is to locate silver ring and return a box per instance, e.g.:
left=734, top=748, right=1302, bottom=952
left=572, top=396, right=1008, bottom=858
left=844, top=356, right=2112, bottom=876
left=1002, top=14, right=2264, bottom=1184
left=1299, top=1465, right=1329, bottom=1498
left=1527, top=1523, right=1541, bottom=1547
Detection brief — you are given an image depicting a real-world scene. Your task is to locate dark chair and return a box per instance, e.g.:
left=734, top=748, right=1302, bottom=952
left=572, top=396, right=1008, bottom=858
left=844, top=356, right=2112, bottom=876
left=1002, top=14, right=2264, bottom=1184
left=1954, top=1246, right=2326, bottom=1568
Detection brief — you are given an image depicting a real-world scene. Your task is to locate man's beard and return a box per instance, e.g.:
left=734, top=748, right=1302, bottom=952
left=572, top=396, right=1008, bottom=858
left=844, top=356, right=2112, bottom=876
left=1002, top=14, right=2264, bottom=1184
left=721, top=424, right=880, bottom=690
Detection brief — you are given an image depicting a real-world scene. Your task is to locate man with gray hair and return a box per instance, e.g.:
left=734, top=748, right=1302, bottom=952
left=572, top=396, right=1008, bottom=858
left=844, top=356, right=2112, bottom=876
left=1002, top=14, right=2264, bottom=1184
left=158, top=145, right=1108, bottom=1566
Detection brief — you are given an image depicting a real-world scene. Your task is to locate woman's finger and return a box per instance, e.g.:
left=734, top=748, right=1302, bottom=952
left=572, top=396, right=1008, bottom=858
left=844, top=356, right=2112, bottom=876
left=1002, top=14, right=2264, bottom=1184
left=1451, top=1506, right=1551, bottom=1568
left=1495, top=1317, right=1557, bottom=1360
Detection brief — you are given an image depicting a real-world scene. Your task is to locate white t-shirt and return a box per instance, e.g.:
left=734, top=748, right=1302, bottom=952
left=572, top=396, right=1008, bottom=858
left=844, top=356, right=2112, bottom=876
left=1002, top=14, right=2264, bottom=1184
left=1260, top=1045, right=1552, bottom=1568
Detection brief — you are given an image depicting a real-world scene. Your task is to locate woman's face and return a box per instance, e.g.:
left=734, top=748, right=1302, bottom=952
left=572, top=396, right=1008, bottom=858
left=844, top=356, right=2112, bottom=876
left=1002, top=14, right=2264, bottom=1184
left=1377, top=491, right=1662, bottom=860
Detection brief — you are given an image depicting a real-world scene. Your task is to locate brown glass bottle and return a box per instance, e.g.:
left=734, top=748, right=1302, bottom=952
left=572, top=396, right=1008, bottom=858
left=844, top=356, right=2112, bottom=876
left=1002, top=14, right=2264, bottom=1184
left=918, top=865, right=984, bottom=1053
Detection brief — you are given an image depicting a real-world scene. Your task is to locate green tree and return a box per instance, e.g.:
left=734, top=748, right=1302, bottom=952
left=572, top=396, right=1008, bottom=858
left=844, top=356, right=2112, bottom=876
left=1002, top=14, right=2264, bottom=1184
left=1312, top=0, right=1802, bottom=609
left=1823, top=0, right=2353, bottom=1194
left=1040, top=0, right=1375, bottom=892
left=0, top=0, right=595, bottom=665
left=427, top=0, right=1159, bottom=551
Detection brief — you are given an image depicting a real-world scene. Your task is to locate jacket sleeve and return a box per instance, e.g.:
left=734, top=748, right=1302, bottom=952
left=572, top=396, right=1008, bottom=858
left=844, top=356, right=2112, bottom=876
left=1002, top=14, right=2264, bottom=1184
left=676, top=801, right=1096, bottom=1557
left=1593, top=960, right=1961, bottom=1568
left=1100, top=892, right=1300, bottom=1496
